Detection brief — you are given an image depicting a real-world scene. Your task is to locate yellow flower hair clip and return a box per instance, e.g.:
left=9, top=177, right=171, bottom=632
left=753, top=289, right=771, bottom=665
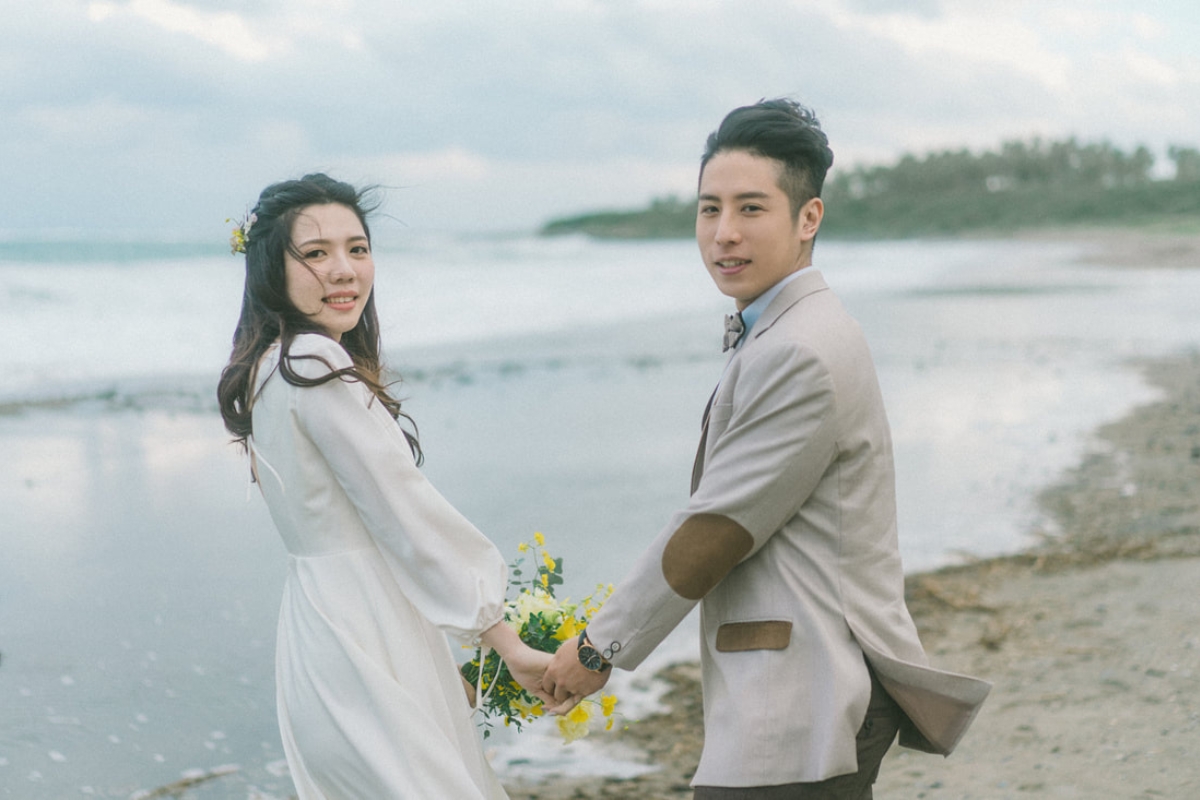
left=226, top=211, right=258, bottom=254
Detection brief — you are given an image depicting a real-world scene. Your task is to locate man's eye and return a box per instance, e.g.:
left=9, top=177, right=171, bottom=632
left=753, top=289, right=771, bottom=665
left=743, top=204, right=763, bottom=213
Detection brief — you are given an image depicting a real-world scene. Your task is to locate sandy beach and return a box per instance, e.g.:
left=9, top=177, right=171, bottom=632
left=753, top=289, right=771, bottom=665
left=506, top=232, right=1200, bottom=800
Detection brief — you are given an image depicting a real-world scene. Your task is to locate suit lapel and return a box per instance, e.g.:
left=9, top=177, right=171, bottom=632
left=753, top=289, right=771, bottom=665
left=688, top=270, right=829, bottom=495
left=750, top=269, right=828, bottom=343
left=692, top=385, right=718, bottom=494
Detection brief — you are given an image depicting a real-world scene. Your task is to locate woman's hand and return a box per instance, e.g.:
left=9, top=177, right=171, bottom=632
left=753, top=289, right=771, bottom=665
left=479, top=620, right=555, bottom=706
left=503, top=643, right=554, bottom=703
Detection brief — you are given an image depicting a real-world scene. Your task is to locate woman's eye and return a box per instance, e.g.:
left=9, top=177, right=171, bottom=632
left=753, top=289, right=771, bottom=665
left=351, top=245, right=370, bottom=255
left=303, top=249, right=326, bottom=259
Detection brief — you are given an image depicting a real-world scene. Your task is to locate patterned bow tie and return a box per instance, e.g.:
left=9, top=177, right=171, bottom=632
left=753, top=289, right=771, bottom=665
left=723, top=312, right=745, bottom=352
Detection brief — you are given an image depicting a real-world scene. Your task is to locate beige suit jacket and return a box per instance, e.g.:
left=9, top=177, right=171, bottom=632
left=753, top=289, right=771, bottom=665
left=586, top=271, right=990, bottom=787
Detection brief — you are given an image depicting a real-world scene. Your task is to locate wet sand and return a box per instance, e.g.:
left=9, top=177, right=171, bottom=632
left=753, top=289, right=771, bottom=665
left=507, top=230, right=1200, bottom=799
left=1020, top=225, right=1200, bottom=270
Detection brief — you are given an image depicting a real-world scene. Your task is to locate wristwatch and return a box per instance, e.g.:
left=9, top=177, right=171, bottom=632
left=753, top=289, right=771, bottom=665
left=577, top=630, right=611, bottom=673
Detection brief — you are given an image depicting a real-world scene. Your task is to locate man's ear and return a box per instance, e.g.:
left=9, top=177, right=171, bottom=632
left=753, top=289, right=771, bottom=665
left=796, top=197, right=824, bottom=242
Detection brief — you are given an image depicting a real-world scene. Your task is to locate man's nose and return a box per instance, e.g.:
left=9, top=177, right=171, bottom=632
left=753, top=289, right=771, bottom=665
left=715, top=212, right=742, bottom=244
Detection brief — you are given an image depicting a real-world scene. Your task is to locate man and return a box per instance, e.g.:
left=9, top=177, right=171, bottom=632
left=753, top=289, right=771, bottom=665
left=543, top=99, right=990, bottom=798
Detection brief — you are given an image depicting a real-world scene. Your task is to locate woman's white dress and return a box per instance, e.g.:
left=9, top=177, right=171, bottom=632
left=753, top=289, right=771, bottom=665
left=249, top=333, right=510, bottom=799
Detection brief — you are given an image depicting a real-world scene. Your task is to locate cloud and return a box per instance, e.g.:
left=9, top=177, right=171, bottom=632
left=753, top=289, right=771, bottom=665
left=366, top=148, right=493, bottom=185
left=1121, top=48, right=1180, bottom=86
left=18, top=97, right=153, bottom=148
left=86, top=0, right=276, bottom=63
left=2, top=0, right=1198, bottom=235
left=1130, top=12, right=1168, bottom=40
left=796, top=1, right=1200, bottom=165
left=340, top=148, right=698, bottom=233
left=816, top=0, right=1073, bottom=91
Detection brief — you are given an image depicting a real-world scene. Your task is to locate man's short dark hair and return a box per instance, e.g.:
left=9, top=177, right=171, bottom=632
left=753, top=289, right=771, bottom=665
left=700, top=98, right=835, bottom=218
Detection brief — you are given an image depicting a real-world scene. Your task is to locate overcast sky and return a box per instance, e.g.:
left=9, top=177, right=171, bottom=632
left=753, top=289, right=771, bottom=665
left=2, top=0, right=1197, bottom=239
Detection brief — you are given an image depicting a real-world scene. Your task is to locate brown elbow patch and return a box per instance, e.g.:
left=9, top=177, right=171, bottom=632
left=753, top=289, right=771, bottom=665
left=661, top=514, right=754, bottom=600
left=715, top=620, right=793, bottom=652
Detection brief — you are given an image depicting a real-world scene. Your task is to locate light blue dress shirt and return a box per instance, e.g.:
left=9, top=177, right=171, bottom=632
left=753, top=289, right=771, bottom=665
left=732, top=265, right=815, bottom=350
left=714, top=266, right=815, bottom=394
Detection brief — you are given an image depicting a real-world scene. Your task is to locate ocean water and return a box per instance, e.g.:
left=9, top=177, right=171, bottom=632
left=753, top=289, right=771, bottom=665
left=2, top=233, right=1199, bottom=797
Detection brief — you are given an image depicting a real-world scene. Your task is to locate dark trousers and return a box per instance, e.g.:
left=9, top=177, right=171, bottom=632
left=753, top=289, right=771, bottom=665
left=693, top=667, right=902, bottom=800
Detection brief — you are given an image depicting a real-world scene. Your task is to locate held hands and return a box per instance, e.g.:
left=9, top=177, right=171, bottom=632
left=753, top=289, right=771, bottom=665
left=480, top=620, right=611, bottom=716
left=542, top=634, right=611, bottom=712
left=479, top=620, right=556, bottom=707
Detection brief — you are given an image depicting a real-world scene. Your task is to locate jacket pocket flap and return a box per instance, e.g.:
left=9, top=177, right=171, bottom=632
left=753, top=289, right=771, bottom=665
left=715, top=620, right=792, bottom=652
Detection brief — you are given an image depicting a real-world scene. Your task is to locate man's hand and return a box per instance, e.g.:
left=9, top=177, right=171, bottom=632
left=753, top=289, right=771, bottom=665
left=542, top=634, right=610, bottom=712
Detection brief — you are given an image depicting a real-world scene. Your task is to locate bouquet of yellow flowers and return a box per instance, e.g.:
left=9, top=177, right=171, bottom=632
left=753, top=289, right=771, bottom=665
left=462, top=532, right=620, bottom=742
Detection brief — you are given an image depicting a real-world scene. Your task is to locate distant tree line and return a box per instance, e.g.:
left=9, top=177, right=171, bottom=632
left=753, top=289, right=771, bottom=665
left=539, top=195, right=696, bottom=239
left=820, top=137, right=1200, bottom=237
left=540, top=137, right=1200, bottom=239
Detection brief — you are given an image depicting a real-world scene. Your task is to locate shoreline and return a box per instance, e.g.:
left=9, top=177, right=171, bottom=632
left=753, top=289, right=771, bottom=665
left=506, top=348, right=1200, bottom=798
left=1011, top=225, right=1200, bottom=269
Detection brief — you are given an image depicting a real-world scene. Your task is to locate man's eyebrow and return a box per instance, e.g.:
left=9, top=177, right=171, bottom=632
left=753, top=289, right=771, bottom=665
left=698, top=191, right=772, bottom=201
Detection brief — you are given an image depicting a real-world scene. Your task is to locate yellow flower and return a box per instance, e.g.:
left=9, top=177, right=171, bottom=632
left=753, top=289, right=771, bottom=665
left=512, top=696, right=544, bottom=719
left=542, top=551, right=556, bottom=571
left=226, top=211, right=257, bottom=254
left=606, top=717, right=614, bottom=731
left=556, top=701, right=593, bottom=743
left=540, top=573, right=549, bottom=588
left=553, top=614, right=580, bottom=642
left=600, top=694, right=618, bottom=717
left=518, top=542, right=529, bottom=553
left=534, top=531, right=545, bottom=546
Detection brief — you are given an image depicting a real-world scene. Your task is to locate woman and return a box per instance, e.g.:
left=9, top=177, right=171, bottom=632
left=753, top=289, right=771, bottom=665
left=217, top=173, right=547, bottom=798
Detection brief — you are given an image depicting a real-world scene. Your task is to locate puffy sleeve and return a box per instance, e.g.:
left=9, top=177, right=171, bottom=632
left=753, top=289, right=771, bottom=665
left=289, top=334, right=507, bottom=642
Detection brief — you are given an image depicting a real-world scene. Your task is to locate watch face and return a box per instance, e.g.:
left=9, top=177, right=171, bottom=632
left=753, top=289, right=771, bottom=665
left=579, top=645, right=604, bottom=672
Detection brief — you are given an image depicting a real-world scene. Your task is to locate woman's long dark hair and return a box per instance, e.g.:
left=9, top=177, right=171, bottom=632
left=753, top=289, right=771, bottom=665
left=217, top=173, right=422, bottom=464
